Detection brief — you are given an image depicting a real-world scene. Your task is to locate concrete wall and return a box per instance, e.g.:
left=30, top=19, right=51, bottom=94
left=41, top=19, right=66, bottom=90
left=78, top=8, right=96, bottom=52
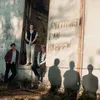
left=45, top=0, right=100, bottom=93
left=0, top=0, right=25, bottom=76
left=43, top=0, right=83, bottom=91
left=29, top=0, right=49, bottom=45
left=16, top=0, right=49, bottom=82
left=82, top=0, right=100, bottom=92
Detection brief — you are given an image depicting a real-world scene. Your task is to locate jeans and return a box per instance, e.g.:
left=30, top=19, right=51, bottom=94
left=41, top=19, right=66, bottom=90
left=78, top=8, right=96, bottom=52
left=26, top=44, right=35, bottom=64
left=4, top=63, right=16, bottom=83
left=32, top=63, right=46, bottom=82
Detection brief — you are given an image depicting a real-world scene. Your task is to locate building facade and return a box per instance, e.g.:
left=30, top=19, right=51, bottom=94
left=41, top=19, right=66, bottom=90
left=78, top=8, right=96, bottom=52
left=0, top=0, right=100, bottom=93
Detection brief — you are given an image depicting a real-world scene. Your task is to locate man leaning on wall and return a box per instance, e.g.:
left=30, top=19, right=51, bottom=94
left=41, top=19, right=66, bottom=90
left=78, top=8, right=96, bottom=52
left=4, top=43, right=19, bottom=86
left=25, top=24, right=38, bottom=66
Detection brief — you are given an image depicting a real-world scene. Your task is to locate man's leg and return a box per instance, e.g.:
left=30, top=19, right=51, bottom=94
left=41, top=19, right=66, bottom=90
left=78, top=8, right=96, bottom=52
left=40, top=66, right=44, bottom=82
left=8, top=63, right=16, bottom=83
left=40, top=68, right=43, bottom=82
left=26, top=44, right=31, bottom=65
left=49, top=85, right=57, bottom=93
left=32, top=65, right=40, bottom=80
left=4, top=63, right=10, bottom=84
left=31, top=44, right=35, bottom=65
left=40, top=65, right=46, bottom=82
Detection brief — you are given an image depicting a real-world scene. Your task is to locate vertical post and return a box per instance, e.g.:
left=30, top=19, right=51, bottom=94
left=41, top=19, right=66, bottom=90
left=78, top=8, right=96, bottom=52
left=19, top=0, right=27, bottom=65
left=29, top=0, right=32, bottom=21
left=77, top=0, right=85, bottom=74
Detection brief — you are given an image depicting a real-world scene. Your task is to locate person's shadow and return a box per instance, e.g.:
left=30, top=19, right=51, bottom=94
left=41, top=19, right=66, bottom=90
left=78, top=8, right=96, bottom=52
left=48, top=58, right=62, bottom=93
left=81, top=64, right=98, bottom=100
left=63, top=61, right=80, bottom=100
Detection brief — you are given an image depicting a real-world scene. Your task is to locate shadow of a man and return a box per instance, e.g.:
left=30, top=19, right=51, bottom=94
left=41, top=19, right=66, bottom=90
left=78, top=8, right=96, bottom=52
left=82, top=64, right=98, bottom=100
left=63, top=61, right=80, bottom=100
left=48, top=58, right=62, bottom=93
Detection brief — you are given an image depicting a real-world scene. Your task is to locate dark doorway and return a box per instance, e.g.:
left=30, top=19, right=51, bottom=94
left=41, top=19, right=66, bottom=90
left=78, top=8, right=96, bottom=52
left=20, top=0, right=50, bottom=65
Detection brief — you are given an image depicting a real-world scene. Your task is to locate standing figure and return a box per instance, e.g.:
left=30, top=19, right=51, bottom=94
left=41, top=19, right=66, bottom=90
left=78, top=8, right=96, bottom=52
left=4, top=43, right=19, bottom=85
left=82, top=64, right=98, bottom=100
left=48, top=58, right=62, bottom=93
left=63, top=61, right=80, bottom=100
left=32, top=45, right=46, bottom=82
left=25, top=24, right=38, bottom=66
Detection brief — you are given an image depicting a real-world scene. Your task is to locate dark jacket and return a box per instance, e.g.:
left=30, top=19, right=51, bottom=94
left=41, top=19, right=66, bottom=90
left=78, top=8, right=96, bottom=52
left=4, top=49, right=19, bottom=64
left=25, top=30, right=37, bottom=44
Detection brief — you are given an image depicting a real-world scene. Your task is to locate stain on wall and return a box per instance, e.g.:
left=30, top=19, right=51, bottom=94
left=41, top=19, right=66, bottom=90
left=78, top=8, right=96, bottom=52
left=0, top=0, right=25, bottom=76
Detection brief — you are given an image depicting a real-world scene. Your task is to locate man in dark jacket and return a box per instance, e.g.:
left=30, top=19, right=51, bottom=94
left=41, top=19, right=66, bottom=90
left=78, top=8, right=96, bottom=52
left=4, top=43, right=19, bottom=84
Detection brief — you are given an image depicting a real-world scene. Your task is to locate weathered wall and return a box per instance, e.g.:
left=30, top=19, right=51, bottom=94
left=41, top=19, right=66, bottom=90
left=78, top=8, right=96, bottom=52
left=45, top=0, right=100, bottom=93
left=16, top=0, right=49, bottom=81
left=45, top=0, right=81, bottom=88
left=0, top=0, right=25, bottom=76
left=20, top=0, right=49, bottom=65
left=29, top=0, right=49, bottom=45
left=82, top=0, right=100, bottom=92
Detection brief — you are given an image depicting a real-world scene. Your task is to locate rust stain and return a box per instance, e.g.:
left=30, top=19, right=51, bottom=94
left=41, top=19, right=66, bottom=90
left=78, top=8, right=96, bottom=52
left=77, top=0, right=84, bottom=74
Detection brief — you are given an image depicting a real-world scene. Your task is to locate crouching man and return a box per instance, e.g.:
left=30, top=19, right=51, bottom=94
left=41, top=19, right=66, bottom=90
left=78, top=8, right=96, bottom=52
left=32, top=45, right=46, bottom=82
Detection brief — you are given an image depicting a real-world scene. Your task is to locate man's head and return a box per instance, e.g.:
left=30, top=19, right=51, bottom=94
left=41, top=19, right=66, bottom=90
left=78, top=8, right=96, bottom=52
left=54, top=58, right=60, bottom=66
left=10, top=43, right=16, bottom=50
left=29, top=24, right=34, bottom=30
left=41, top=45, right=46, bottom=53
left=69, top=61, right=75, bottom=70
left=87, top=64, right=93, bottom=74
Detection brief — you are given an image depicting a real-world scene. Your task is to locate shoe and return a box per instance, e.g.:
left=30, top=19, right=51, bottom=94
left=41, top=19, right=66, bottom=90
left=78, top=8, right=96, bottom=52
left=26, top=63, right=31, bottom=66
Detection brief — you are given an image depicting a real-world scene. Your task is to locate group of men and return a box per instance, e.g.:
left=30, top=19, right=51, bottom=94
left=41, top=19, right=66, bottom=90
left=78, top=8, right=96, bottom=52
left=4, top=24, right=46, bottom=85
left=48, top=60, right=98, bottom=99
left=3, top=24, right=99, bottom=99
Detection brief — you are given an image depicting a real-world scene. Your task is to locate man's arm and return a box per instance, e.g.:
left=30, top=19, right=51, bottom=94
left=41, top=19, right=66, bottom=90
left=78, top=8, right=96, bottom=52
left=25, top=31, right=30, bottom=43
left=39, top=59, right=46, bottom=65
left=78, top=72, right=81, bottom=86
left=39, top=53, right=46, bottom=65
left=96, top=78, right=98, bottom=91
left=16, top=50, right=19, bottom=64
left=4, top=50, right=10, bottom=62
left=31, top=32, right=38, bottom=44
left=82, top=76, right=85, bottom=90
left=48, top=68, right=51, bottom=81
left=37, top=52, right=40, bottom=66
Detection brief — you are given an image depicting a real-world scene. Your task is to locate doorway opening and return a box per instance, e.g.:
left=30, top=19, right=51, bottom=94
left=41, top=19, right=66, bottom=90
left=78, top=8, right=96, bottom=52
left=20, top=0, right=50, bottom=65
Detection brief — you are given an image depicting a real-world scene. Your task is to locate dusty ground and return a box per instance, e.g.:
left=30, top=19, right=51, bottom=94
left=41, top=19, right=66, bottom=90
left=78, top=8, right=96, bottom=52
left=0, top=88, right=47, bottom=100
left=0, top=81, right=100, bottom=100
left=0, top=81, right=48, bottom=100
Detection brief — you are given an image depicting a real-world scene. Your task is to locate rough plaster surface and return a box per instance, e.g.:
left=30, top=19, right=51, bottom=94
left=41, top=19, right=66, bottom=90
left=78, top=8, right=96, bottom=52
left=0, top=0, right=25, bottom=75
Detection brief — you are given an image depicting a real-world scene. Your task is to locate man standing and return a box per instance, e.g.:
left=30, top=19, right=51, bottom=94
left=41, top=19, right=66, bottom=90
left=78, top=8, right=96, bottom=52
left=48, top=58, right=61, bottom=93
left=82, top=64, right=98, bottom=99
left=63, top=61, right=80, bottom=100
left=25, top=24, right=38, bottom=66
left=4, top=43, right=19, bottom=84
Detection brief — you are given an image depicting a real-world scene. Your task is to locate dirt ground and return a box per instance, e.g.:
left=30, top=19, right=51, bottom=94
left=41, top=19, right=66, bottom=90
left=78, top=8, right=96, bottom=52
left=0, top=81, right=100, bottom=100
left=0, top=81, right=48, bottom=100
left=0, top=88, right=47, bottom=100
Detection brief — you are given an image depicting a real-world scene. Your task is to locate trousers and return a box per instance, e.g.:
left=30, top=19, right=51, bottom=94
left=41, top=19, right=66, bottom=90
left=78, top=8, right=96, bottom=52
left=26, top=44, right=35, bottom=64
left=4, top=63, right=16, bottom=83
